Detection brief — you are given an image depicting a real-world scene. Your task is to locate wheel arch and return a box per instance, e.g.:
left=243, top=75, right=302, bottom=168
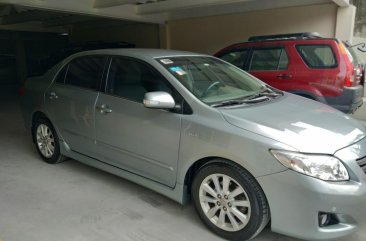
left=287, top=89, right=326, bottom=103
left=183, top=156, right=257, bottom=197
left=31, top=110, right=63, bottom=144
left=31, top=111, right=49, bottom=141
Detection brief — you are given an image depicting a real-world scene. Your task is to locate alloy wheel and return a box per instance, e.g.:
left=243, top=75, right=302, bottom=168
left=36, top=124, right=55, bottom=158
left=199, top=173, right=251, bottom=232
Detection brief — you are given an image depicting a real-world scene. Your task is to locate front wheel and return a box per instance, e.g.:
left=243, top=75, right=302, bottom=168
left=192, top=161, right=269, bottom=241
left=33, top=118, right=66, bottom=164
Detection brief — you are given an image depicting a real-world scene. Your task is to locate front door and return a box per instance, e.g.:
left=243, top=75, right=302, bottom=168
left=94, top=57, right=181, bottom=187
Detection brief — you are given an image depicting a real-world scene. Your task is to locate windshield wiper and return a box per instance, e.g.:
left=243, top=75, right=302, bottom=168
left=211, top=96, right=272, bottom=108
left=210, top=87, right=283, bottom=108
left=245, top=87, right=282, bottom=100
left=211, top=100, right=245, bottom=107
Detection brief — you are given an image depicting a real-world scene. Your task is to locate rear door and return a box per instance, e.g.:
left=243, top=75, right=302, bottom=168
left=248, top=46, right=295, bottom=90
left=94, top=56, right=182, bottom=187
left=45, top=55, right=108, bottom=155
left=294, top=43, right=341, bottom=96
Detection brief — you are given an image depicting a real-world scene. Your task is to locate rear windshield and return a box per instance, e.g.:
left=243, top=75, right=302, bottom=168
left=296, top=44, right=337, bottom=69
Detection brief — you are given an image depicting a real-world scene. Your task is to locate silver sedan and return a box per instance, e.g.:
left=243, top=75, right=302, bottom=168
left=21, top=49, right=366, bottom=241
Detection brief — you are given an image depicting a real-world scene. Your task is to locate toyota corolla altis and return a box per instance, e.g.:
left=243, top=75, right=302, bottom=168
left=21, top=49, right=366, bottom=241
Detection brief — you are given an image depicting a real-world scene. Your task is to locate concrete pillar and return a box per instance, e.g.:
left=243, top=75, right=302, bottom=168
left=159, top=24, right=167, bottom=49
left=14, top=33, right=28, bottom=85
left=335, top=4, right=356, bottom=42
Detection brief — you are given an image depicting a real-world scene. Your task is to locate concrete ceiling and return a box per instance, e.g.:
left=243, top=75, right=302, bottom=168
left=0, top=0, right=350, bottom=32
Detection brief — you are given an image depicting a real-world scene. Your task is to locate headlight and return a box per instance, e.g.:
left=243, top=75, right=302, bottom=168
left=270, top=150, right=349, bottom=181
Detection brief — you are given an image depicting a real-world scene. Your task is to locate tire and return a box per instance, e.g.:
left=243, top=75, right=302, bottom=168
left=296, top=94, right=315, bottom=100
left=192, top=160, right=270, bottom=241
left=32, top=118, right=66, bottom=164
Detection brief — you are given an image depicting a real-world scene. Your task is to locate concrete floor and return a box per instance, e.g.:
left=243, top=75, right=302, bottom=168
left=1, top=90, right=366, bottom=241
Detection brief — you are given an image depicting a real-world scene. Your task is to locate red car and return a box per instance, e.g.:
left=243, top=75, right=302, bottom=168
left=215, top=32, right=364, bottom=113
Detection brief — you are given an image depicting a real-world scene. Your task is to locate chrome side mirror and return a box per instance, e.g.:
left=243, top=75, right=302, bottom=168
left=143, top=91, right=176, bottom=109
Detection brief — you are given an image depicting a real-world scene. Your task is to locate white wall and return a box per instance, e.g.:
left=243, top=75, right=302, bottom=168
left=165, top=3, right=338, bottom=54
left=352, top=36, right=366, bottom=64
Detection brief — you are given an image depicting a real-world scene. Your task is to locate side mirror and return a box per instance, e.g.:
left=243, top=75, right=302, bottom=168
left=358, top=43, right=366, bottom=52
left=143, top=91, right=176, bottom=109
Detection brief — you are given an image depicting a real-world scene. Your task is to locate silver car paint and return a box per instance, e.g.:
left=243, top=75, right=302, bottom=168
left=94, top=93, right=181, bottom=187
left=221, top=94, right=365, bottom=154
left=21, top=49, right=366, bottom=240
left=46, top=84, right=99, bottom=155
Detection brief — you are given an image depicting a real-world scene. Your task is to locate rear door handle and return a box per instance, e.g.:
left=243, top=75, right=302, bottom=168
left=276, top=74, right=292, bottom=79
left=49, top=92, right=58, bottom=100
left=96, top=104, right=112, bottom=114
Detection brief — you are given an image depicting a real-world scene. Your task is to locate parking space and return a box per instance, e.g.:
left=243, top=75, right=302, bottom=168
left=1, top=90, right=366, bottom=241
left=1, top=1, right=366, bottom=241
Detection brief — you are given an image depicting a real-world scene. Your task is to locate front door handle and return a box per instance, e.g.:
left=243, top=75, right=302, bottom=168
left=276, top=74, right=292, bottom=79
left=96, top=104, right=112, bottom=114
left=49, top=92, right=58, bottom=100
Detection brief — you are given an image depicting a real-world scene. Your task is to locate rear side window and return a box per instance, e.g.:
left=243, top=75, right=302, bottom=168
left=219, top=49, right=249, bottom=68
left=249, top=47, right=288, bottom=71
left=55, top=65, right=68, bottom=84
left=296, top=45, right=337, bottom=68
left=65, top=56, right=107, bottom=90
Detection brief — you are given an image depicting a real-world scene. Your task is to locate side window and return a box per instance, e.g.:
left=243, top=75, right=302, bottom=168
left=296, top=45, right=337, bottom=68
left=219, top=50, right=249, bottom=68
left=249, top=47, right=288, bottom=71
left=107, top=57, right=172, bottom=102
left=55, top=65, right=68, bottom=84
left=65, top=56, right=107, bottom=90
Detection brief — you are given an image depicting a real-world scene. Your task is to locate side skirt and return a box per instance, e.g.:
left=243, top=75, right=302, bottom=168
left=60, top=141, right=189, bottom=205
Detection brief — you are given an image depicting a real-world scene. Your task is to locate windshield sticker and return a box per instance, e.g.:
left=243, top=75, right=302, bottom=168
left=169, top=66, right=186, bottom=76
left=160, top=59, right=174, bottom=64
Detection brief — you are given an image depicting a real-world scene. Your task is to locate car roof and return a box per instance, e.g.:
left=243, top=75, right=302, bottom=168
left=70, top=48, right=208, bottom=59
left=214, top=38, right=340, bottom=56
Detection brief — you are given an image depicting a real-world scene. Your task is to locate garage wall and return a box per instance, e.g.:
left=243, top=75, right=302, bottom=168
left=70, top=23, right=160, bottom=48
left=353, top=36, right=366, bottom=64
left=166, top=3, right=338, bottom=54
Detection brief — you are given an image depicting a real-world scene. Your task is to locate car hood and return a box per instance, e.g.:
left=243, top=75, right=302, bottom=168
left=220, top=94, right=366, bottom=154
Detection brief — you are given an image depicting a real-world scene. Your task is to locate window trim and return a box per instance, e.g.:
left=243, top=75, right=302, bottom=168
left=295, top=44, right=338, bottom=69
left=248, top=46, right=289, bottom=72
left=103, top=55, right=192, bottom=114
left=54, top=64, right=69, bottom=85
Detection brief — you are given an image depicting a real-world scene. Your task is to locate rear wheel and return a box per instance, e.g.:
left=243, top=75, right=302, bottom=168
left=33, top=118, right=66, bottom=164
left=192, top=161, right=269, bottom=241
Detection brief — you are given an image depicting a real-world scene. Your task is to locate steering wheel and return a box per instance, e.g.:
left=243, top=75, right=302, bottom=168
left=201, top=81, right=222, bottom=97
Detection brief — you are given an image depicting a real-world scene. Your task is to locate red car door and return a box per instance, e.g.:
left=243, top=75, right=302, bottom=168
left=248, top=45, right=296, bottom=91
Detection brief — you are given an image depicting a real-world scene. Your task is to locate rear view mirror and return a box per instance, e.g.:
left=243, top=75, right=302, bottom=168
left=143, top=91, right=176, bottom=109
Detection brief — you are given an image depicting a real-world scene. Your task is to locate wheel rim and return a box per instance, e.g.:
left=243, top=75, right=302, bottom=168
left=199, top=173, right=251, bottom=232
left=36, top=124, right=55, bottom=158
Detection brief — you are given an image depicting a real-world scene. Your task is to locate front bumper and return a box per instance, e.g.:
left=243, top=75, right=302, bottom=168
left=257, top=138, right=366, bottom=240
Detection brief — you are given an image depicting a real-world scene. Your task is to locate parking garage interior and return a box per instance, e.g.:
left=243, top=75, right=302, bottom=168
left=1, top=0, right=366, bottom=241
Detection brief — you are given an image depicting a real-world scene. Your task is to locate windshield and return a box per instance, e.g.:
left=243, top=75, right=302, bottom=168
left=157, top=56, right=266, bottom=104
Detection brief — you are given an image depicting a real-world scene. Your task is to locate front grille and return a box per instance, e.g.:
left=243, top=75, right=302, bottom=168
left=356, top=156, right=366, bottom=173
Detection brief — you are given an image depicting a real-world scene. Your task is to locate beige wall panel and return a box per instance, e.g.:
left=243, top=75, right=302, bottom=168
left=167, top=4, right=338, bottom=54
left=70, top=23, right=160, bottom=48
